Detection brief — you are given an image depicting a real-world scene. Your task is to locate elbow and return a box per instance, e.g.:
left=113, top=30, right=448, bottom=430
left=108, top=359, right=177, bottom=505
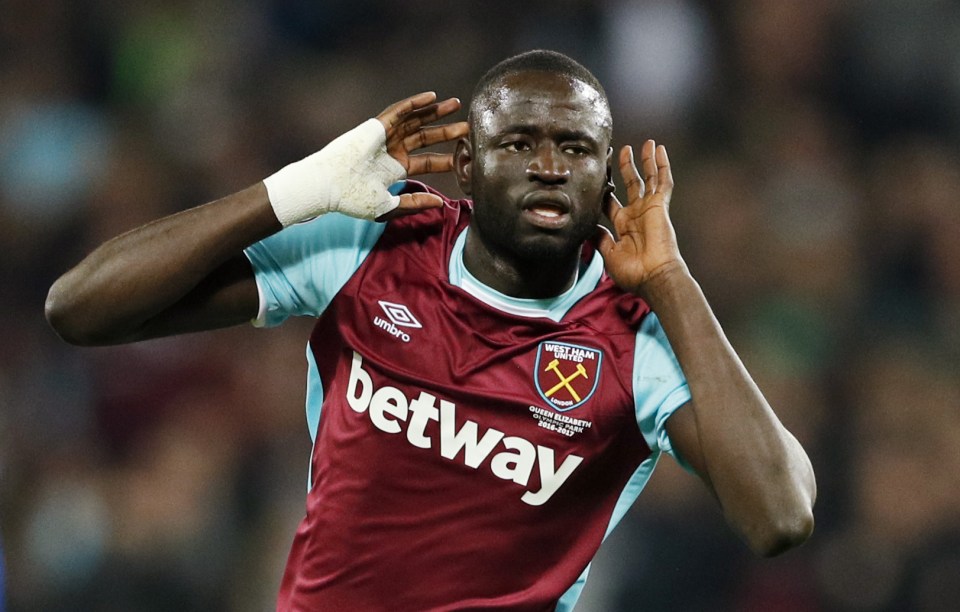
left=746, top=434, right=817, bottom=557
left=45, top=280, right=98, bottom=346
left=747, top=506, right=815, bottom=558
left=45, top=281, right=80, bottom=344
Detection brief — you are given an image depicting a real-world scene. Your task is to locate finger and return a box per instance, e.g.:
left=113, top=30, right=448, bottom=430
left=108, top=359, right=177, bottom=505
left=595, top=223, right=617, bottom=261
left=424, top=97, right=462, bottom=123
left=392, top=98, right=461, bottom=139
left=641, top=139, right=658, bottom=195
left=377, top=92, right=439, bottom=131
left=603, top=190, right=624, bottom=222
left=376, top=192, right=444, bottom=221
left=406, top=152, right=455, bottom=176
left=619, top=145, right=644, bottom=203
left=656, top=144, right=674, bottom=200
left=402, top=121, right=469, bottom=152
left=389, top=98, right=462, bottom=140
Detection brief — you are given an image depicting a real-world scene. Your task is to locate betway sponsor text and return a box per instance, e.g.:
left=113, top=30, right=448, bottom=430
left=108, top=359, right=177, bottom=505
left=346, top=352, right=583, bottom=506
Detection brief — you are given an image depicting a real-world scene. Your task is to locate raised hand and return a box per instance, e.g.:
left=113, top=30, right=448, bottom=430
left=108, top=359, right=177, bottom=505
left=263, top=92, right=467, bottom=226
left=597, top=140, right=685, bottom=294
left=376, top=92, right=469, bottom=219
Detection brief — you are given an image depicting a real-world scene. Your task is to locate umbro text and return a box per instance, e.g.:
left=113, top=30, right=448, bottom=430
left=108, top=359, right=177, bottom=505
left=373, top=316, right=411, bottom=342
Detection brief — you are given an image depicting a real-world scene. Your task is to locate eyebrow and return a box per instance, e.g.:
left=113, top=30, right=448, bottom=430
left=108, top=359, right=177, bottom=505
left=496, top=124, right=603, bottom=147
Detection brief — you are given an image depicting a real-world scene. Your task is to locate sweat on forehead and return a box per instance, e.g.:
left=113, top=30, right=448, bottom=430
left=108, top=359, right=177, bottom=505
left=468, top=50, right=612, bottom=133
left=470, top=72, right=612, bottom=139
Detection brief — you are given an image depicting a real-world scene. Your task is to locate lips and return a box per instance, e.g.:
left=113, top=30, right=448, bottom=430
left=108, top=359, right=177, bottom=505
left=522, top=192, right=571, bottom=230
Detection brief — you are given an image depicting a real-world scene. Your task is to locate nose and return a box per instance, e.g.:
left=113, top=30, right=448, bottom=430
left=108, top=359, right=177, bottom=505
left=526, top=143, right=570, bottom=184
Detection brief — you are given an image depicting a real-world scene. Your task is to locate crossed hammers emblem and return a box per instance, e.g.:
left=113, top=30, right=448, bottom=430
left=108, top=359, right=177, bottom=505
left=543, top=359, right=588, bottom=402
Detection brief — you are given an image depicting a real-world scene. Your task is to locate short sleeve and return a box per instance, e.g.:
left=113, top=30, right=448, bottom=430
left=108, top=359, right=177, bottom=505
left=243, top=212, right=386, bottom=327
left=633, top=313, right=693, bottom=467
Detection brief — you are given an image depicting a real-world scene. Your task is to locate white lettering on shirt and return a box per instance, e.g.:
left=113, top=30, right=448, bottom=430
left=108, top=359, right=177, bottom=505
left=346, top=351, right=582, bottom=506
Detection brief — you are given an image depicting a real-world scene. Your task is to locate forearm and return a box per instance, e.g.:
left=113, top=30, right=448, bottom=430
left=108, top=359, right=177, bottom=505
left=645, top=265, right=816, bottom=555
left=45, top=94, right=461, bottom=345
left=46, top=183, right=279, bottom=345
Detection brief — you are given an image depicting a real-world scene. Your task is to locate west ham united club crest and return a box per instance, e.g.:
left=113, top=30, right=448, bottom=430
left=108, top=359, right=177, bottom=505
left=534, top=341, right=602, bottom=411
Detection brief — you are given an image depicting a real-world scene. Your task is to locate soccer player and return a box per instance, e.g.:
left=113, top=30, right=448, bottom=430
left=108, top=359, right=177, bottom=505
left=46, top=50, right=815, bottom=610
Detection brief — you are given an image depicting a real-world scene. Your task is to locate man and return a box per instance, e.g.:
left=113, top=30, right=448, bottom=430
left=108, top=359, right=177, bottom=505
left=46, top=50, right=815, bottom=610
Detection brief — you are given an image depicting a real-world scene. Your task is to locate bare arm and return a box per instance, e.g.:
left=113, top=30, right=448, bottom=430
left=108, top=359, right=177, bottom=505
left=598, top=142, right=816, bottom=557
left=46, top=93, right=468, bottom=346
left=45, top=184, right=275, bottom=345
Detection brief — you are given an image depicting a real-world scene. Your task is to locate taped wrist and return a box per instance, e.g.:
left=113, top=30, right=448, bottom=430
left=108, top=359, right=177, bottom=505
left=262, top=118, right=406, bottom=226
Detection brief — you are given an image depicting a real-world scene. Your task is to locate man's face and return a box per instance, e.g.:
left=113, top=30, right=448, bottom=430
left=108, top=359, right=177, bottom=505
left=460, top=71, right=612, bottom=263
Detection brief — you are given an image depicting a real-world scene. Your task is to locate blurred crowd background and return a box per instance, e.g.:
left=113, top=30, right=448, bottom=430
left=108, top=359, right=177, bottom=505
left=2, top=0, right=959, bottom=610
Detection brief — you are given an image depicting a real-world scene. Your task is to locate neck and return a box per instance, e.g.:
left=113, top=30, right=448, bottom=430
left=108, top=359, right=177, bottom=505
left=462, top=230, right=582, bottom=299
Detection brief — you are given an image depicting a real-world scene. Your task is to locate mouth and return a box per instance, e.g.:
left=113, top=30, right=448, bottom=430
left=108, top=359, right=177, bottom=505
left=521, top=192, right=571, bottom=230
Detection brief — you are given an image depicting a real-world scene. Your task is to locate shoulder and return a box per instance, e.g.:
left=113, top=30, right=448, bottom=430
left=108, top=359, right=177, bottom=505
left=569, top=248, right=653, bottom=334
left=379, top=181, right=473, bottom=248
left=387, top=180, right=472, bottom=230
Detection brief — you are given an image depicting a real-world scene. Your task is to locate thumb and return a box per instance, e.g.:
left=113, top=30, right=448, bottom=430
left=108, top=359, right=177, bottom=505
left=595, top=223, right=616, bottom=260
left=376, top=192, right=443, bottom=221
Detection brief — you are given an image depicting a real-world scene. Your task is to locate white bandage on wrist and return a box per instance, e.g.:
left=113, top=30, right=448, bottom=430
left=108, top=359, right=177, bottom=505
left=262, top=118, right=406, bottom=226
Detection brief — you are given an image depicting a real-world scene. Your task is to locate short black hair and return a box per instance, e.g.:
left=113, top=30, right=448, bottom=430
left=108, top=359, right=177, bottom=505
left=469, top=49, right=611, bottom=133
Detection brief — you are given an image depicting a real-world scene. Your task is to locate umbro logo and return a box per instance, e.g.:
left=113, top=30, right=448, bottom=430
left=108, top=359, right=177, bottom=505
left=373, top=300, right=421, bottom=342
left=377, top=301, right=422, bottom=328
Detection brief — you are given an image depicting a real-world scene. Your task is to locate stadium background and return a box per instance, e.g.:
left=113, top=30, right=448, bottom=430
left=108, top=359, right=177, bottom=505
left=1, top=1, right=959, bottom=610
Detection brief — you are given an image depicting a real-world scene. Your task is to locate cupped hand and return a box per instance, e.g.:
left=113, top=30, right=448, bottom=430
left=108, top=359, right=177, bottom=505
left=376, top=92, right=469, bottom=219
left=597, top=140, right=686, bottom=294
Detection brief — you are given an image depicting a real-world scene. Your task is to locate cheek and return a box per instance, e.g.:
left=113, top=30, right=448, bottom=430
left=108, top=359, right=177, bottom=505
left=576, top=165, right=608, bottom=199
left=476, top=156, right=524, bottom=196
left=480, top=151, right=523, bottom=180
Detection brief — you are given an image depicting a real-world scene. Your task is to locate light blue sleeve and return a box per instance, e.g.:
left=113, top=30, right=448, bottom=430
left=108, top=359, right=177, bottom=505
left=633, top=313, right=694, bottom=470
left=243, top=212, right=387, bottom=327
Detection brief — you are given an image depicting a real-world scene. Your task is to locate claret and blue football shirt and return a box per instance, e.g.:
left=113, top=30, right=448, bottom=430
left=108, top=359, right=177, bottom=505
left=244, top=182, right=692, bottom=611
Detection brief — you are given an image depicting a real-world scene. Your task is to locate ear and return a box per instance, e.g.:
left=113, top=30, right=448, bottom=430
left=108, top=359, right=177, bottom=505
left=604, top=146, right=615, bottom=196
left=454, top=137, right=473, bottom=196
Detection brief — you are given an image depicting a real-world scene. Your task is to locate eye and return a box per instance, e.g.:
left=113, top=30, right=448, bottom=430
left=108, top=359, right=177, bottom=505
left=503, top=141, right=531, bottom=153
left=562, top=144, right=590, bottom=156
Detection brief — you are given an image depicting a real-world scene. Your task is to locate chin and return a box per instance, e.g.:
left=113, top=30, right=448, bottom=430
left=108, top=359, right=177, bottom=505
left=513, top=230, right=587, bottom=263
left=472, top=204, right=599, bottom=265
